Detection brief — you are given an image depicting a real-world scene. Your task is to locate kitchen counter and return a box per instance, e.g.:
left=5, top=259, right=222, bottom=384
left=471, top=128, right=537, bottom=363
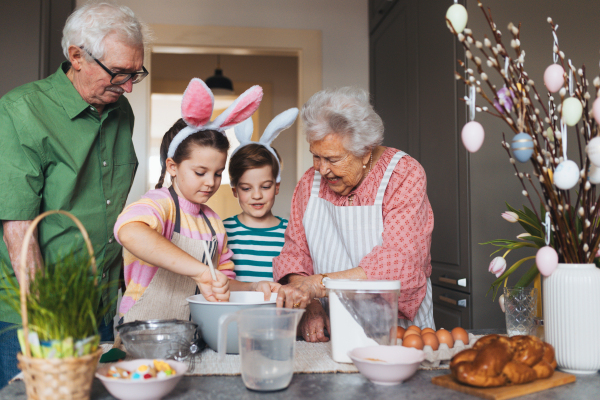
left=2, top=368, right=597, bottom=400
left=2, top=329, right=597, bottom=400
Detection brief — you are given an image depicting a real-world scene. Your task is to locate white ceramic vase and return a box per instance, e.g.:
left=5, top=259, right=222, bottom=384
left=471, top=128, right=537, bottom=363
left=543, top=263, right=600, bottom=374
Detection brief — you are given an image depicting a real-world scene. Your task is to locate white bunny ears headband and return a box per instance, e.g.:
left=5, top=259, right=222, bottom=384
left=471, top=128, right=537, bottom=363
left=165, top=78, right=264, bottom=161
left=230, top=108, right=299, bottom=183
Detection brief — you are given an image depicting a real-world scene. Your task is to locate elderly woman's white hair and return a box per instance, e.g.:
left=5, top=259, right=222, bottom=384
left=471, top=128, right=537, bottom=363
left=61, top=2, right=150, bottom=61
left=301, top=87, right=384, bottom=157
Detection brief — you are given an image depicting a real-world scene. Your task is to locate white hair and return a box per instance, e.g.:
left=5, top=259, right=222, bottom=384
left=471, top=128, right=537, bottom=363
left=61, top=2, right=150, bottom=61
left=301, top=87, right=384, bottom=157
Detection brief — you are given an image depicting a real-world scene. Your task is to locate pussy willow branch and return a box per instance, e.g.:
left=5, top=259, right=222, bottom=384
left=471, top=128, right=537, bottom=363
left=449, top=1, right=600, bottom=263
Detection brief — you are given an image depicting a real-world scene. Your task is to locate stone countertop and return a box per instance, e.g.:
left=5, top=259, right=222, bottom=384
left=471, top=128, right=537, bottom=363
left=2, top=329, right=598, bottom=400
left=2, top=369, right=598, bottom=400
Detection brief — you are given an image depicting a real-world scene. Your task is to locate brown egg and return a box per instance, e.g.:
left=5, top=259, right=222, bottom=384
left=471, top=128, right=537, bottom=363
left=421, top=328, right=436, bottom=335
left=402, top=334, right=424, bottom=350
left=404, top=329, right=420, bottom=339
left=421, top=332, right=439, bottom=350
left=407, top=325, right=421, bottom=334
left=397, top=326, right=406, bottom=339
left=451, top=327, right=469, bottom=344
left=436, top=328, right=454, bottom=348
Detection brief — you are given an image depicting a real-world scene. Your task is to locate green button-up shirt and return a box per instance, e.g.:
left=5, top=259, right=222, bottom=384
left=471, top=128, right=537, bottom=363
left=0, top=62, right=138, bottom=325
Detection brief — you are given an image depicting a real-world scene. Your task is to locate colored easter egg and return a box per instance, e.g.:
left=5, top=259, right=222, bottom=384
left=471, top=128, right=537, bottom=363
left=536, top=246, right=559, bottom=277
left=562, top=97, right=583, bottom=126
left=554, top=160, right=580, bottom=190
left=586, top=137, right=600, bottom=167
left=588, top=164, right=600, bottom=184
left=511, top=132, right=534, bottom=163
left=461, top=121, right=485, bottom=153
left=446, top=4, right=468, bottom=34
left=543, top=64, right=565, bottom=93
left=593, top=98, right=600, bottom=125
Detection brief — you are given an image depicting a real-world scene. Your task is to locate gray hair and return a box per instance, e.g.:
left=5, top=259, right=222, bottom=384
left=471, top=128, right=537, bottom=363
left=301, top=87, right=384, bottom=157
left=61, top=2, right=150, bottom=61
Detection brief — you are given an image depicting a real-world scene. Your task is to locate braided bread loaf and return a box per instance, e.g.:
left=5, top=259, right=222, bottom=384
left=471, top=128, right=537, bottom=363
left=450, top=334, right=557, bottom=387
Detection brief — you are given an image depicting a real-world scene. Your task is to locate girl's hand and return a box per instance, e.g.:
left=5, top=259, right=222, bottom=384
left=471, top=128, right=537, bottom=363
left=299, top=300, right=330, bottom=342
left=250, top=281, right=282, bottom=301
left=276, top=275, right=324, bottom=309
left=196, top=269, right=230, bottom=302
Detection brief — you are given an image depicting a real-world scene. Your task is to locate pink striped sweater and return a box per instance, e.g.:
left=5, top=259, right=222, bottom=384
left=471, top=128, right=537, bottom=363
left=114, top=187, right=234, bottom=317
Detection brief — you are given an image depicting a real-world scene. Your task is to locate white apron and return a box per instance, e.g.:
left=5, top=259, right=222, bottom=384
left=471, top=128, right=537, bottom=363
left=303, top=151, right=435, bottom=329
left=123, top=186, right=218, bottom=322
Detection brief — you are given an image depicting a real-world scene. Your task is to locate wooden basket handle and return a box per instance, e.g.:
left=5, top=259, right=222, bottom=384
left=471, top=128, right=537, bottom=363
left=19, top=210, right=97, bottom=358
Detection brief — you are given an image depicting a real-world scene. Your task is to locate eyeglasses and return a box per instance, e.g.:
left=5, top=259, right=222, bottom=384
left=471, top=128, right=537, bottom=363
left=82, top=48, right=148, bottom=85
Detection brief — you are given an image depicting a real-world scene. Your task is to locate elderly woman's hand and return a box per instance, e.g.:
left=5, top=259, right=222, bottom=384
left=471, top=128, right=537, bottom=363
left=276, top=275, right=325, bottom=309
left=299, top=300, right=330, bottom=342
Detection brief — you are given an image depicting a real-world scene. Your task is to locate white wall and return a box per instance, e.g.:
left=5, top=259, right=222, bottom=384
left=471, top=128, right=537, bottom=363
left=107, top=0, right=369, bottom=90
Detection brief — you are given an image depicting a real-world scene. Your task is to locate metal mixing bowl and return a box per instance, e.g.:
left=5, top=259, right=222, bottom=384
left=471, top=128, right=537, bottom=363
left=116, top=319, right=200, bottom=361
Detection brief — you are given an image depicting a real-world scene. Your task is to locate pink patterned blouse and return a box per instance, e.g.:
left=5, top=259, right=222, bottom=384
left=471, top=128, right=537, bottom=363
left=272, top=147, right=434, bottom=321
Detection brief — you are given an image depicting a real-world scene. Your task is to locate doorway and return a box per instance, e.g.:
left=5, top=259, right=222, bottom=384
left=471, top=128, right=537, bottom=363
left=124, top=24, right=322, bottom=221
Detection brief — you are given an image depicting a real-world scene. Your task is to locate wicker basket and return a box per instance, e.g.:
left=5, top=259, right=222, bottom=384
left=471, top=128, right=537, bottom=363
left=16, top=210, right=101, bottom=400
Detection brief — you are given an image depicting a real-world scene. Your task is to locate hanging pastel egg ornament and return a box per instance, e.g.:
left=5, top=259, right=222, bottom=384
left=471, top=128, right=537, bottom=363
left=446, top=3, right=468, bottom=34
left=543, top=64, right=565, bottom=93
left=593, top=97, right=600, bottom=125
left=562, top=97, right=583, bottom=126
left=586, top=137, right=600, bottom=167
left=588, top=164, right=600, bottom=184
left=554, top=160, right=580, bottom=190
left=536, top=246, right=559, bottom=277
left=461, top=121, right=484, bottom=153
left=511, top=132, right=534, bottom=163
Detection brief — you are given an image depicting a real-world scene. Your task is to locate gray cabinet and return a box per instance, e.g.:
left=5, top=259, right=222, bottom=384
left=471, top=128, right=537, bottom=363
left=370, top=0, right=483, bottom=328
left=0, top=0, right=75, bottom=97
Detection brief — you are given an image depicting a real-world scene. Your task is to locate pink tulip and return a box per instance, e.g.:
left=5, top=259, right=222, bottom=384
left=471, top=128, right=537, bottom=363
left=501, top=211, right=519, bottom=223
left=596, top=248, right=600, bottom=258
left=489, top=257, right=507, bottom=277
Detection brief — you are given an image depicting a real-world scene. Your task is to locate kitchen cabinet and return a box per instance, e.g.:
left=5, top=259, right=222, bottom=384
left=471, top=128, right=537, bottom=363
left=370, top=0, right=505, bottom=329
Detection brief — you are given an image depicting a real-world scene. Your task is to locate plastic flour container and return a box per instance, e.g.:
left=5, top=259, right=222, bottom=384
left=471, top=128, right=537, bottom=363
left=324, top=279, right=400, bottom=363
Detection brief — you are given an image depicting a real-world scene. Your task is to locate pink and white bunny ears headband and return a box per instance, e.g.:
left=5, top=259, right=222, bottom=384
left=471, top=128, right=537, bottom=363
left=166, top=78, right=264, bottom=160
left=231, top=108, right=299, bottom=183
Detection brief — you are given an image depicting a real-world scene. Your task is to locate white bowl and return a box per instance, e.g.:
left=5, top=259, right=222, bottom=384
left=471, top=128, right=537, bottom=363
left=96, top=359, right=187, bottom=400
left=348, top=345, right=425, bottom=385
left=187, top=291, right=277, bottom=354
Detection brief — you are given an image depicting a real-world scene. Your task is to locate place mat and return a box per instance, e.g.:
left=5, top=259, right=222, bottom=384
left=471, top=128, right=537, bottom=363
left=99, top=341, right=359, bottom=375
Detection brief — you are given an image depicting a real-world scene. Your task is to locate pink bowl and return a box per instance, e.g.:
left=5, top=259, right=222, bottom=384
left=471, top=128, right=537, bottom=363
left=348, top=345, right=425, bottom=386
left=96, top=359, right=188, bottom=400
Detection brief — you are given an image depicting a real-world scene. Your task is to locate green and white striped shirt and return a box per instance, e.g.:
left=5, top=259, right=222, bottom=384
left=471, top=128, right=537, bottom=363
left=223, top=216, right=288, bottom=282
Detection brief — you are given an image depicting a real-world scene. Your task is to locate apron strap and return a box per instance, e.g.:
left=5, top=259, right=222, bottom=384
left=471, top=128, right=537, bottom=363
left=199, top=208, right=217, bottom=237
left=374, top=151, right=406, bottom=206
left=311, top=170, right=322, bottom=197
left=168, top=186, right=182, bottom=236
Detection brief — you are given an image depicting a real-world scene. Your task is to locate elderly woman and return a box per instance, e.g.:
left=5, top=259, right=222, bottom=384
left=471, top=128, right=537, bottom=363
left=273, top=87, right=434, bottom=342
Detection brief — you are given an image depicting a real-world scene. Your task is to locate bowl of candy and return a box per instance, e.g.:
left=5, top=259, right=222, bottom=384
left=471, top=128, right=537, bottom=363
left=116, top=319, right=200, bottom=362
left=96, top=359, right=187, bottom=400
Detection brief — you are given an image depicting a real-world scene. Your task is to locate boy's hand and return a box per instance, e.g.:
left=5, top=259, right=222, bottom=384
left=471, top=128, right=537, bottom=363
left=197, top=269, right=230, bottom=302
left=250, top=281, right=282, bottom=301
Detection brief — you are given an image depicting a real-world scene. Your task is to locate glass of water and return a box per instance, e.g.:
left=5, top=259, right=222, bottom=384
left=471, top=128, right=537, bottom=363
left=504, top=287, right=537, bottom=336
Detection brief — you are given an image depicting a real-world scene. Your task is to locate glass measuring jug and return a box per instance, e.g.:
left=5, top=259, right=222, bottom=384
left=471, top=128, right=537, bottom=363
left=218, top=308, right=304, bottom=391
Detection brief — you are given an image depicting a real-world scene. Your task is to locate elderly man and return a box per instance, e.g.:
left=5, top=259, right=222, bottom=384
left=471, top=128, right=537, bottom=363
left=0, top=2, right=148, bottom=387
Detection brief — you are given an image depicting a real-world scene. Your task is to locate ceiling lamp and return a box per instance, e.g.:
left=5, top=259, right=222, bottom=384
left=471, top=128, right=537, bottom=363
left=205, top=55, right=234, bottom=96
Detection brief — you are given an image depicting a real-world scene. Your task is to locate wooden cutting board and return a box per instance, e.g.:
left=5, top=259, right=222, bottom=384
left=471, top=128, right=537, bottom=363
left=431, top=371, right=576, bottom=400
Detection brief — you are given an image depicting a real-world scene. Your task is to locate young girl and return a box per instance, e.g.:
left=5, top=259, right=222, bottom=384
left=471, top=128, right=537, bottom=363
left=114, top=79, right=278, bottom=322
left=223, top=108, right=298, bottom=282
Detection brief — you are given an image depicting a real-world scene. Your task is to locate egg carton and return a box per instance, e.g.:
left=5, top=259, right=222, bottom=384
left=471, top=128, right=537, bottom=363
left=396, top=333, right=482, bottom=368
